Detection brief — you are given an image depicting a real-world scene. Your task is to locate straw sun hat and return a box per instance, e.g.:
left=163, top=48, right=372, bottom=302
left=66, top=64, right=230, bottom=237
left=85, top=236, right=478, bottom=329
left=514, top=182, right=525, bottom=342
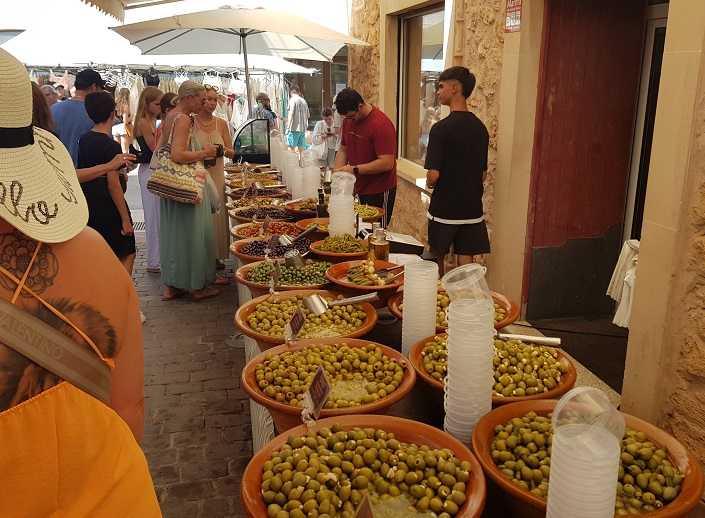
left=0, top=48, right=87, bottom=243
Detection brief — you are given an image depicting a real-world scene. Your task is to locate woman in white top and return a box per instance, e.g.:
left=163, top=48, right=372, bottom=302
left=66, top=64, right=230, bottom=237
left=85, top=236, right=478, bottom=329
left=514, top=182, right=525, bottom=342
left=312, top=108, right=337, bottom=168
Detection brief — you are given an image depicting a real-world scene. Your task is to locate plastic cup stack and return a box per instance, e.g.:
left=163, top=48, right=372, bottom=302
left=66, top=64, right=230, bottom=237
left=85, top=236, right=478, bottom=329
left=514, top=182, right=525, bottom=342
left=442, top=297, right=494, bottom=445
left=301, top=165, right=320, bottom=199
left=546, top=387, right=624, bottom=518
left=328, top=172, right=356, bottom=236
left=269, top=136, right=281, bottom=171
left=401, top=260, right=438, bottom=356
left=284, top=152, right=300, bottom=195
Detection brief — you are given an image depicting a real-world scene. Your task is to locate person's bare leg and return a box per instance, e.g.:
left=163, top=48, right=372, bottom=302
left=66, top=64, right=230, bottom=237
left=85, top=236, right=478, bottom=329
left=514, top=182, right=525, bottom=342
left=121, top=253, right=136, bottom=276
left=437, top=254, right=446, bottom=277
left=457, top=254, right=475, bottom=266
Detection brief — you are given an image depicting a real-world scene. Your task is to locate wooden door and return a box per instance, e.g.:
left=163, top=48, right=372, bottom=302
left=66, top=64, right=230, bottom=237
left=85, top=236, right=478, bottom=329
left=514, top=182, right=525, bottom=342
left=524, top=0, right=647, bottom=319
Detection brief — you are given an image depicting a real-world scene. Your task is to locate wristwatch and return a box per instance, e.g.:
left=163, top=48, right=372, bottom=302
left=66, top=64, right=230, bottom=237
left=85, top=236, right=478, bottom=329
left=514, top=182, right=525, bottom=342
left=353, top=166, right=359, bottom=175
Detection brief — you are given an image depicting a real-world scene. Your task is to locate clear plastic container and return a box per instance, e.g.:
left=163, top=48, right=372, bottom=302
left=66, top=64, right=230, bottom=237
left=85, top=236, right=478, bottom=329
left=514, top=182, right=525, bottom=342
left=441, top=264, right=493, bottom=305
left=546, top=387, right=624, bottom=518
left=330, top=171, right=356, bottom=196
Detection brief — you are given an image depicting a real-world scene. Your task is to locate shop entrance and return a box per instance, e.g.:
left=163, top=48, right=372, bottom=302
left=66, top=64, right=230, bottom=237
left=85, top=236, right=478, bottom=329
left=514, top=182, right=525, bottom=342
left=524, top=0, right=647, bottom=319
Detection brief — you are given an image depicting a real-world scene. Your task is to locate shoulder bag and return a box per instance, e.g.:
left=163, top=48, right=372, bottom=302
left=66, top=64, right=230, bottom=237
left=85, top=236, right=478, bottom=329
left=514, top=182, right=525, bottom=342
left=147, top=114, right=207, bottom=204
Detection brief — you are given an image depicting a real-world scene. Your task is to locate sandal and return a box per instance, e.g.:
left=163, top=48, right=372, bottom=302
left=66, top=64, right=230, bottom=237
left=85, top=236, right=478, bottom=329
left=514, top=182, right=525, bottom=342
left=192, top=286, right=221, bottom=301
left=213, top=276, right=230, bottom=286
left=161, top=286, right=185, bottom=301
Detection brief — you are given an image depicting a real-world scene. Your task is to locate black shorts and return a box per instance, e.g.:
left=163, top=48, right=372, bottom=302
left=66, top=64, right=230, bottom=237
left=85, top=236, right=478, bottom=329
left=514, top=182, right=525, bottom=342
left=428, top=219, right=490, bottom=256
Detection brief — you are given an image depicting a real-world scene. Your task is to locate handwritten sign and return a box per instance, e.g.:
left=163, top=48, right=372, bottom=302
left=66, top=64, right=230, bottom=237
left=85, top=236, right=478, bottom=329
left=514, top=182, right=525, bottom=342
left=355, top=494, right=375, bottom=518
left=505, top=0, right=521, bottom=32
left=284, top=308, right=306, bottom=342
left=302, top=366, right=331, bottom=420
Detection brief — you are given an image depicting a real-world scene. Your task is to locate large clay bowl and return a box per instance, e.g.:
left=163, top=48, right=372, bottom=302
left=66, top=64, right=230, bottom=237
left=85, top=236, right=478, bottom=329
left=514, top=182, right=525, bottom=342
left=472, top=400, right=705, bottom=518
left=241, top=338, right=416, bottom=431
left=295, top=217, right=329, bottom=233
left=242, top=414, right=486, bottom=518
left=408, top=333, right=577, bottom=406
left=387, top=289, right=520, bottom=332
left=230, top=221, right=302, bottom=241
left=233, top=289, right=378, bottom=352
left=228, top=206, right=293, bottom=225
left=355, top=204, right=385, bottom=222
left=310, top=239, right=368, bottom=264
left=234, top=259, right=329, bottom=298
left=325, top=259, right=404, bottom=307
left=284, top=198, right=318, bottom=218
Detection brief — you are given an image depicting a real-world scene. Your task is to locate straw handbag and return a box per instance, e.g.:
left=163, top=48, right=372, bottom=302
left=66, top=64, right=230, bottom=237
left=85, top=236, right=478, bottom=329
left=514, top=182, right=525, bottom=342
left=147, top=115, right=206, bottom=204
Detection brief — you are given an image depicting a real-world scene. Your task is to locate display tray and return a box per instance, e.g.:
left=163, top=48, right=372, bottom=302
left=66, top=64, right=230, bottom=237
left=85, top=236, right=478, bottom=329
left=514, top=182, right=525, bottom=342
left=472, top=400, right=705, bottom=518
left=230, top=237, right=309, bottom=264
left=233, top=289, right=378, bottom=351
left=234, top=259, right=330, bottom=297
left=241, top=414, right=487, bottom=518
left=229, top=221, right=302, bottom=240
left=241, top=338, right=416, bottom=431
left=355, top=203, right=385, bottom=222
left=408, top=333, right=577, bottom=405
left=228, top=207, right=294, bottom=224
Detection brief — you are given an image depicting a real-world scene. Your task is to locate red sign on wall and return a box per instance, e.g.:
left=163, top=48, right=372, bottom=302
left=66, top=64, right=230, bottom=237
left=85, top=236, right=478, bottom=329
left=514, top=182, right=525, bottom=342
left=505, top=0, right=522, bottom=32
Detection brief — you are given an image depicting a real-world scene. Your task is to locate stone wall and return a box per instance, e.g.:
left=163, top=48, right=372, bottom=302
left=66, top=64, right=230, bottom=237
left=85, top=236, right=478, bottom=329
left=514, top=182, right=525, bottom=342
left=661, top=65, right=705, bottom=469
left=456, top=0, right=506, bottom=227
left=348, top=0, right=381, bottom=105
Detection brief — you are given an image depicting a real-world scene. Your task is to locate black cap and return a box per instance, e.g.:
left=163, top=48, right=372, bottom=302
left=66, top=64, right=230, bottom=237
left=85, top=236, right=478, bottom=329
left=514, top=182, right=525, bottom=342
left=74, top=68, right=105, bottom=90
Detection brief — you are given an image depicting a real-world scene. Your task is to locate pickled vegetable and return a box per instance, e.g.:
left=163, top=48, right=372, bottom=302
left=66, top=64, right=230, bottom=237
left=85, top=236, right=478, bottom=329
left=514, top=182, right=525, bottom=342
left=316, top=234, right=366, bottom=253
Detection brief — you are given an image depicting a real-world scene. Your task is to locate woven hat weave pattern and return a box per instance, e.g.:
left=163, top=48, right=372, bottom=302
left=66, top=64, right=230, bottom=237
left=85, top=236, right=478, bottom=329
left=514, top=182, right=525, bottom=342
left=0, top=48, right=88, bottom=243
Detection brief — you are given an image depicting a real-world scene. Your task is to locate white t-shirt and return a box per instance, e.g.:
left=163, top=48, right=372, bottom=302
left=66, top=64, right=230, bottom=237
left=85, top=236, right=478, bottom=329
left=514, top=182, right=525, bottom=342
left=313, top=120, right=337, bottom=150
left=287, top=94, right=310, bottom=133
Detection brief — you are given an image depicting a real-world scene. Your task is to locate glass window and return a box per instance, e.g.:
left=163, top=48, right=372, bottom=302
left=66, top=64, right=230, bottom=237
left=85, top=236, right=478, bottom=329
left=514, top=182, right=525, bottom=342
left=400, top=7, right=445, bottom=166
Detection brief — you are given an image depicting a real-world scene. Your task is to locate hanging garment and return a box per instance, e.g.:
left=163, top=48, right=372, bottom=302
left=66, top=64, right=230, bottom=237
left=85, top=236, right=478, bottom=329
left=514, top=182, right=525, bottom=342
left=607, top=240, right=639, bottom=302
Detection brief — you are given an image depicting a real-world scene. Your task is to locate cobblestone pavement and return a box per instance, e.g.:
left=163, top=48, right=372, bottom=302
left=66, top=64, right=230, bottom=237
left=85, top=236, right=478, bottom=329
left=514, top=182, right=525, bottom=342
left=133, top=235, right=251, bottom=518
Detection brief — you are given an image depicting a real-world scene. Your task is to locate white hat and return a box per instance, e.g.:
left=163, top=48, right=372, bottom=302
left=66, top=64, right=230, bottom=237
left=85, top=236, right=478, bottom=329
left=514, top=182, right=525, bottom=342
left=0, top=48, right=87, bottom=243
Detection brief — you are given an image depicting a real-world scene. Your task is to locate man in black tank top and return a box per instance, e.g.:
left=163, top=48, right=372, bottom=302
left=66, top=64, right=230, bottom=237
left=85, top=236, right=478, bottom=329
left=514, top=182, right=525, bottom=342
left=424, top=66, right=490, bottom=275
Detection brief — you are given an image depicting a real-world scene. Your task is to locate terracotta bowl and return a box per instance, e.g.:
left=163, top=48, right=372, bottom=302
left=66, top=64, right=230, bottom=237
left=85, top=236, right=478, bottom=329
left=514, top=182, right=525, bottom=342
left=241, top=414, right=487, bottom=518
left=233, top=289, right=378, bottom=352
left=295, top=217, right=330, bottom=233
left=227, top=187, right=289, bottom=200
left=356, top=204, right=385, bottom=222
left=228, top=207, right=294, bottom=225
left=325, top=259, right=404, bottom=291
left=472, top=400, right=705, bottom=518
left=310, top=239, right=369, bottom=264
left=409, top=333, right=577, bottom=406
left=241, top=338, right=416, bottom=431
left=387, top=289, right=520, bottom=332
left=229, top=221, right=302, bottom=241
left=225, top=197, right=279, bottom=211
left=284, top=199, right=318, bottom=218
left=234, top=259, right=330, bottom=298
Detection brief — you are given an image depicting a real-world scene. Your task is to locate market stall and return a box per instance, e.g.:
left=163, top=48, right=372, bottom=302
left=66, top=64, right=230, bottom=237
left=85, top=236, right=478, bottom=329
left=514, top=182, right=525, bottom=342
left=226, top=138, right=704, bottom=517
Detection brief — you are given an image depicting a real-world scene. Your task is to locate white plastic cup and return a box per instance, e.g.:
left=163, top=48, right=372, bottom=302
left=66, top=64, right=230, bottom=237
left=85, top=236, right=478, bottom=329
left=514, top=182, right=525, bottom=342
left=401, top=261, right=439, bottom=355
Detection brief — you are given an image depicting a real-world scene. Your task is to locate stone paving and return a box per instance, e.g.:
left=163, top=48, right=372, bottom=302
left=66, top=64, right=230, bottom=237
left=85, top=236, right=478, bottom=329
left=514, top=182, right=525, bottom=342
left=133, top=234, right=251, bottom=518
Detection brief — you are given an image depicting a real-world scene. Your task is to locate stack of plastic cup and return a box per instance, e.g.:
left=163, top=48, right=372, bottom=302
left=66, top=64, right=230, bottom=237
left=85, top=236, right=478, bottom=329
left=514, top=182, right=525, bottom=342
left=401, top=260, right=438, bottom=356
left=328, top=172, right=356, bottom=236
left=284, top=151, right=300, bottom=194
left=546, top=387, right=624, bottom=518
left=301, top=165, right=320, bottom=199
left=269, top=134, right=281, bottom=171
left=443, top=297, right=494, bottom=445
left=440, top=264, right=495, bottom=444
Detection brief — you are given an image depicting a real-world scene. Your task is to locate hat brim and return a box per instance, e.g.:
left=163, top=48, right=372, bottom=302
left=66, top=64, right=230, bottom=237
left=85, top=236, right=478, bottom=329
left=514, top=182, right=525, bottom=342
left=0, top=127, right=88, bottom=243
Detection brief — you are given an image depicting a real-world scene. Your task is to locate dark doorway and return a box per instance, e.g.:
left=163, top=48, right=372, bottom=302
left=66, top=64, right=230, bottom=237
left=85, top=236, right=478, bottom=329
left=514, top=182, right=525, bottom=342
left=524, top=0, right=647, bottom=319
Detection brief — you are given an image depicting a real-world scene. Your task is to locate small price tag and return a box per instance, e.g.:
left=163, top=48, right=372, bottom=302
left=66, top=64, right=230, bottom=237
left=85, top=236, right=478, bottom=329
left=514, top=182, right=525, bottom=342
left=269, top=261, right=281, bottom=293
left=355, top=494, right=375, bottom=518
left=268, top=234, right=280, bottom=250
left=261, top=215, right=272, bottom=236
left=284, top=308, right=306, bottom=342
left=302, top=365, right=331, bottom=421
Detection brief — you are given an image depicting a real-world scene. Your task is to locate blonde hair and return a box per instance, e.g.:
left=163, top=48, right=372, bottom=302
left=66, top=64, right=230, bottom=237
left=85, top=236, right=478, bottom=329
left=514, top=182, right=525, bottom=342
left=177, top=80, right=205, bottom=100
left=133, top=86, right=163, bottom=137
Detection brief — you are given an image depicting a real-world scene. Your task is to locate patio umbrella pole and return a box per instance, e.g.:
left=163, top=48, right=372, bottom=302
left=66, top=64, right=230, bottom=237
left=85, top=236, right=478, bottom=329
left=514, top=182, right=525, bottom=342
left=240, top=31, right=253, bottom=118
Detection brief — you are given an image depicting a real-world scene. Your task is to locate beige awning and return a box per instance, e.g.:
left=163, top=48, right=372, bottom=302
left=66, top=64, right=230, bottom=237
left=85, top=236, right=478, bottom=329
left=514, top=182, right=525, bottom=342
left=81, top=0, right=183, bottom=21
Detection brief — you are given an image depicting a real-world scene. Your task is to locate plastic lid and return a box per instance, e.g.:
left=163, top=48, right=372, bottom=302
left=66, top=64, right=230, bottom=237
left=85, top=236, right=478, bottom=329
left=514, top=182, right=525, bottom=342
left=441, top=264, right=491, bottom=302
left=552, top=387, right=625, bottom=441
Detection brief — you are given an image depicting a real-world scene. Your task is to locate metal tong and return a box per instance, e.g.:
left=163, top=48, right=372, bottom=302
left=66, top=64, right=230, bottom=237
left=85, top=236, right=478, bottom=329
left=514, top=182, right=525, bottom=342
left=303, top=292, right=379, bottom=316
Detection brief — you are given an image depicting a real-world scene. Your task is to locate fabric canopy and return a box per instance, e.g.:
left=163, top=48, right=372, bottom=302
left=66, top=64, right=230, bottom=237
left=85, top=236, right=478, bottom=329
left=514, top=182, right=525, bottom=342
left=81, top=0, right=183, bottom=21
left=111, top=5, right=367, bottom=62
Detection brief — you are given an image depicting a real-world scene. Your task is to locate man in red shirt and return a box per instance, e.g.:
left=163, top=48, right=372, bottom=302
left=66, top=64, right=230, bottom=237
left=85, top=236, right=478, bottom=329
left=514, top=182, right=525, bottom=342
left=334, top=88, right=397, bottom=226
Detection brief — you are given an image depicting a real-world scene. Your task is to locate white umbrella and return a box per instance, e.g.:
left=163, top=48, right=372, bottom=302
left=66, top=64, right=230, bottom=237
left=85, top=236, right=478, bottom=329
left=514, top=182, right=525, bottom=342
left=111, top=4, right=367, bottom=114
left=0, top=30, right=24, bottom=45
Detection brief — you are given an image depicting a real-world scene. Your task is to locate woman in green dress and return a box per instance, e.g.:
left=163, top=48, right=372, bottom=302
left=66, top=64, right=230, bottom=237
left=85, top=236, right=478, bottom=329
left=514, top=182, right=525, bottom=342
left=158, top=80, right=220, bottom=301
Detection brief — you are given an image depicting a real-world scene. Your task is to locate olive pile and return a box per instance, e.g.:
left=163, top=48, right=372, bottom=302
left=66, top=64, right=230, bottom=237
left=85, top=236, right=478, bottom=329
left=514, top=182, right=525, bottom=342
left=246, top=295, right=367, bottom=339
left=400, top=292, right=507, bottom=329
left=260, top=424, right=472, bottom=517
left=354, top=203, right=379, bottom=219
left=289, top=198, right=317, bottom=211
left=491, top=411, right=684, bottom=514
left=240, top=238, right=311, bottom=259
left=254, top=342, right=405, bottom=408
left=235, top=222, right=302, bottom=239
left=227, top=197, right=278, bottom=210
left=316, top=235, right=366, bottom=253
left=420, top=336, right=568, bottom=397
left=233, top=186, right=287, bottom=197
left=247, top=260, right=332, bottom=286
left=236, top=206, right=293, bottom=221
